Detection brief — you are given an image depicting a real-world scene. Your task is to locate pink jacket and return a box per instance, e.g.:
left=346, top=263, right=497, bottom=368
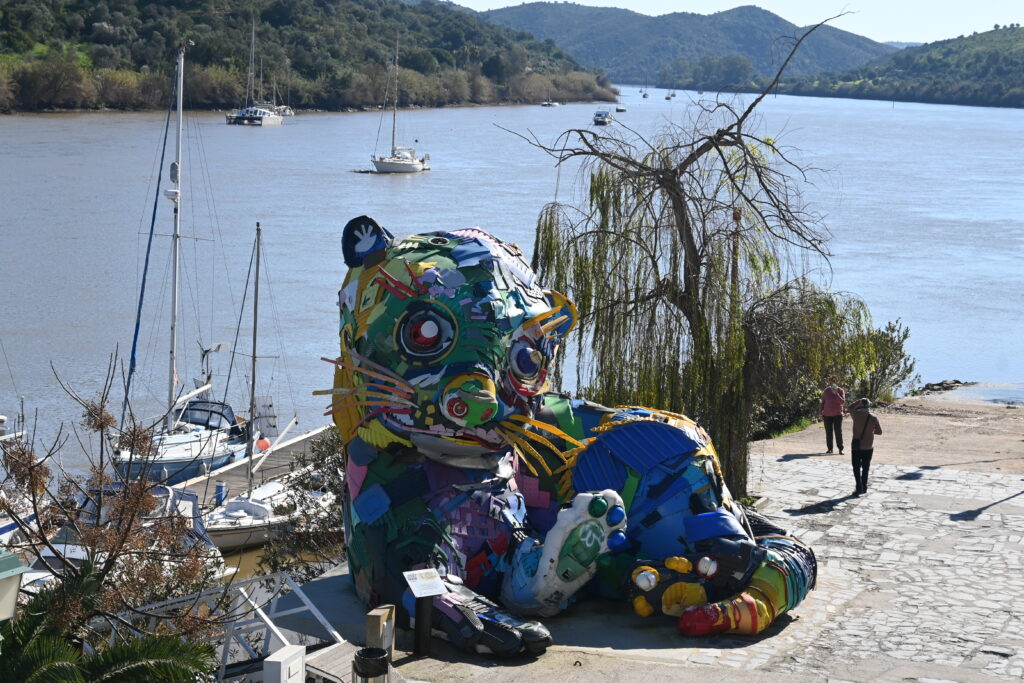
left=820, top=386, right=845, bottom=417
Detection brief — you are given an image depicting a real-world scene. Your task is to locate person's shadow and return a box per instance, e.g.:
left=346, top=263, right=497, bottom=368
left=783, top=493, right=858, bottom=516
left=950, top=490, right=1024, bottom=522
left=778, top=452, right=826, bottom=462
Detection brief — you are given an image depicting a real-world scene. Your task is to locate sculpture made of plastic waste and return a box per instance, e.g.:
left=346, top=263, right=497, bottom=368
left=329, top=216, right=816, bottom=657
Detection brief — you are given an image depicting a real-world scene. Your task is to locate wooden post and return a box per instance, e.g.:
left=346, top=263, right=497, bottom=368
left=366, top=605, right=395, bottom=661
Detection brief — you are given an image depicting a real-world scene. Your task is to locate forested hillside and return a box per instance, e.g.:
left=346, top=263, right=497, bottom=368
left=0, top=0, right=614, bottom=112
left=778, top=26, right=1024, bottom=108
left=481, top=3, right=895, bottom=85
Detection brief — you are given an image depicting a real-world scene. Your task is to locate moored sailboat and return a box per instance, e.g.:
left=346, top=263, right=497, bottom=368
left=226, top=21, right=284, bottom=126
left=371, top=41, right=429, bottom=173
left=115, top=46, right=274, bottom=486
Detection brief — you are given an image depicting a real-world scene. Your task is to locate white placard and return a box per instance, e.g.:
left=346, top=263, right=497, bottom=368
left=402, top=568, right=448, bottom=598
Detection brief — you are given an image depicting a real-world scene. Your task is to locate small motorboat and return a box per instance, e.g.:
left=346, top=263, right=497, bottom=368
left=204, top=466, right=336, bottom=552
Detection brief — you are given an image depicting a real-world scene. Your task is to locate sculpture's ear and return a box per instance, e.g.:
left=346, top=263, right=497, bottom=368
left=543, top=290, right=578, bottom=339
left=342, top=216, right=394, bottom=267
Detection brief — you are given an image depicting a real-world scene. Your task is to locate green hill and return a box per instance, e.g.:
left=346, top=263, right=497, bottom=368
left=480, top=3, right=895, bottom=85
left=779, top=26, right=1024, bottom=108
left=0, top=0, right=614, bottom=112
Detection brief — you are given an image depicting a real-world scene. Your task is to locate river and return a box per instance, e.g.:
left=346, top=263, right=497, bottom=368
left=1, top=87, right=1022, bottom=462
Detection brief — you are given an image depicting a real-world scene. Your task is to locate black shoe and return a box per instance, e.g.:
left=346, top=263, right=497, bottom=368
left=839, top=449, right=844, bottom=455
left=826, top=449, right=833, bottom=454
left=852, top=490, right=861, bottom=497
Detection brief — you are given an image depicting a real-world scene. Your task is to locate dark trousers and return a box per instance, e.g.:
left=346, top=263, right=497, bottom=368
left=823, top=415, right=843, bottom=452
left=852, top=448, right=873, bottom=492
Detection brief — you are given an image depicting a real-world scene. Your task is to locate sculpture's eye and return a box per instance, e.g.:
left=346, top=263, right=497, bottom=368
left=398, top=308, right=454, bottom=360
left=510, top=339, right=543, bottom=380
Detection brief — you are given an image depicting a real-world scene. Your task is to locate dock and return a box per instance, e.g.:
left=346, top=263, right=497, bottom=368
left=176, top=424, right=331, bottom=510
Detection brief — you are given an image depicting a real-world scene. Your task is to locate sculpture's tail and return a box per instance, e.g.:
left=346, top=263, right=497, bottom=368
left=676, top=536, right=817, bottom=636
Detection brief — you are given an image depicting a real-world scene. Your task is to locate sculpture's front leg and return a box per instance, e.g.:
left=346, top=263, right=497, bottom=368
left=628, top=535, right=817, bottom=635
left=502, top=489, right=628, bottom=617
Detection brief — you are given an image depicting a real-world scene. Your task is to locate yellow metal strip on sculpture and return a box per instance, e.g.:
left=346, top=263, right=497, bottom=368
left=500, top=421, right=569, bottom=464
left=501, top=431, right=553, bottom=477
left=504, top=415, right=586, bottom=448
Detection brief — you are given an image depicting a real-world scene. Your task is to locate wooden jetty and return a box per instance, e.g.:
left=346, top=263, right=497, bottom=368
left=176, top=424, right=331, bottom=510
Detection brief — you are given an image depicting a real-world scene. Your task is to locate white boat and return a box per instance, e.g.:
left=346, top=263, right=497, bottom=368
left=593, top=109, right=612, bottom=125
left=615, top=105, right=627, bottom=112
left=21, top=484, right=234, bottom=591
left=204, top=467, right=335, bottom=552
left=371, top=41, right=429, bottom=173
left=226, top=105, right=283, bottom=126
left=115, top=46, right=275, bottom=486
left=0, top=489, right=35, bottom=546
left=541, top=99, right=559, bottom=107
left=226, top=21, right=284, bottom=126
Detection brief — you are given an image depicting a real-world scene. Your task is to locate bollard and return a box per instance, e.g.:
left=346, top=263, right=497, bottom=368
left=214, top=480, right=228, bottom=506
left=352, top=646, right=389, bottom=683
left=414, top=596, right=432, bottom=656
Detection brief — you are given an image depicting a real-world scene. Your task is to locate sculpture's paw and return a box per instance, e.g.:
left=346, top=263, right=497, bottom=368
left=629, top=557, right=711, bottom=618
left=434, top=578, right=551, bottom=657
left=528, top=489, right=628, bottom=615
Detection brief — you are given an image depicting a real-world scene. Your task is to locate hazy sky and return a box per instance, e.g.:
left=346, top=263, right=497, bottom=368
left=456, top=1, right=1021, bottom=44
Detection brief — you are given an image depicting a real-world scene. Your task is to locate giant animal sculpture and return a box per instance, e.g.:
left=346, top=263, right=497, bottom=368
left=330, top=216, right=817, bottom=657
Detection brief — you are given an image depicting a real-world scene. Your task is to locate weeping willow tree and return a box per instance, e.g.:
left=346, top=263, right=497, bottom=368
left=528, top=21, right=876, bottom=495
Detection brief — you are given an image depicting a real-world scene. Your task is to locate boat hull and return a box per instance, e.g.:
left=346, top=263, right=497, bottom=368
left=225, top=112, right=283, bottom=126
left=115, top=444, right=245, bottom=485
left=206, top=520, right=281, bottom=552
left=371, top=157, right=427, bottom=173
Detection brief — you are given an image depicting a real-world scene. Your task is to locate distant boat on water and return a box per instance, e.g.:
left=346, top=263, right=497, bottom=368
left=372, top=39, right=429, bottom=173
left=226, top=20, right=284, bottom=126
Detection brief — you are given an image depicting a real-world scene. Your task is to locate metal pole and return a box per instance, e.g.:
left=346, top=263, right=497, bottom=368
left=246, top=223, right=261, bottom=496
left=391, top=36, right=398, bottom=154
left=414, top=596, right=432, bottom=656
left=166, top=44, right=184, bottom=433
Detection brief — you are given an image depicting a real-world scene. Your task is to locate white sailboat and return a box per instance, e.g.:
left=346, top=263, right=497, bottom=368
left=204, top=231, right=329, bottom=552
left=371, top=41, right=429, bottom=173
left=115, top=46, right=272, bottom=486
left=226, top=21, right=283, bottom=126
left=21, top=484, right=235, bottom=591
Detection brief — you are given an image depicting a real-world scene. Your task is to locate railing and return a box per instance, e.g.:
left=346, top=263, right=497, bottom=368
left=91, top=571, right=343, bottom=681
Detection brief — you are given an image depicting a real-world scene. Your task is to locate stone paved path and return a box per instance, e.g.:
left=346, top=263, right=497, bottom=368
left=745, top=449, right=1024, bottom=682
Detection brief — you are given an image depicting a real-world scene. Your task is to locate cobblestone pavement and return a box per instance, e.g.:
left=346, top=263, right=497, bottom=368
left=745, top=450, right=1024, bottom=682
left=399, top=449, right=1024, bottom=682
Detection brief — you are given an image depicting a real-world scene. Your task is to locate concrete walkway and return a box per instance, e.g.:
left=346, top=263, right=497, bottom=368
left=395, top=398, right=1024, bottom=682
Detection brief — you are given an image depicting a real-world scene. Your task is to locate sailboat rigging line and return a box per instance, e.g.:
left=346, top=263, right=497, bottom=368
left=122, top=76, right=176, bottom=428
left=222, top=238, right=257, bottom=404
left=0, top=335, right=18, bottom=394
left=254, top=244, right=300, bottom=414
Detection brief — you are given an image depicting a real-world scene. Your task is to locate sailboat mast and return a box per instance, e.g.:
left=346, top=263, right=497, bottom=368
left=246, top=223, right=261, bottom=495
left=391, top=37, right=398, bottom=154
left=166, top=44, right=185, bottom=432
left=247, top=19, right=256, bottom=106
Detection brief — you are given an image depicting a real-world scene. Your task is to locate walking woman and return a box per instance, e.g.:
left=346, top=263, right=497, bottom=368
left=819, top=378, right=846, bottom=454
left=849, top=398, right=883, bottom=496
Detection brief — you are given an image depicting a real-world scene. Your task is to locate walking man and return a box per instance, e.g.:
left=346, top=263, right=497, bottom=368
left=849, top=398, right=882, bottom=496
left=819, top=378, right=846, bottom=454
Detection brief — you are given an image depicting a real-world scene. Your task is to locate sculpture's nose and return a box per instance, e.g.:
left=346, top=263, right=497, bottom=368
left=440, top=373, right=500, bottom=428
